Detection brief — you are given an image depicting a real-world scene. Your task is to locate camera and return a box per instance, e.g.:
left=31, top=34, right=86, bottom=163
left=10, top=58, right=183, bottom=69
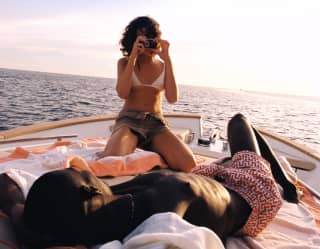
left=143, top=39, right=158, bottom=49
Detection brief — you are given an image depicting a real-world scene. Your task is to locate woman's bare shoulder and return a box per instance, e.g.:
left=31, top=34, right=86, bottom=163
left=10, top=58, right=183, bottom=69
left=117, top=57, right=129, bottom=72
left=118, top=57, right=128, bottom=65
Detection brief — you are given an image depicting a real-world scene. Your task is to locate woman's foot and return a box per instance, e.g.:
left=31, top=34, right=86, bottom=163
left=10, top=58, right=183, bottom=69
left=281, top=180, right=300, bottom=203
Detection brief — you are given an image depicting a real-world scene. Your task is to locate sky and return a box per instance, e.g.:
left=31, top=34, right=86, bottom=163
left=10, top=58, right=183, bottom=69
left=0, top=0, right=320, bottom=97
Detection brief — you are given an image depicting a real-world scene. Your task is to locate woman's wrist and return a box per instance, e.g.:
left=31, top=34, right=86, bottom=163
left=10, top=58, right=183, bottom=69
left=162, top=54, right=171, bottom=63
left=127, top=54, right=137, bottom=68
left=128, top=53, right=137, bottom=63
left=163, top=55, right=172, bottom=65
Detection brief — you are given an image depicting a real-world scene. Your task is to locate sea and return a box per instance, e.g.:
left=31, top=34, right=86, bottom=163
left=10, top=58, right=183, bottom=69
left=1, top=68, right=320, bottom=153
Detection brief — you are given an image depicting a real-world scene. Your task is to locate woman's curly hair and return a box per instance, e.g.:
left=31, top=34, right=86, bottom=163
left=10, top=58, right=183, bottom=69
left=120, top=16, right=162, bottom=56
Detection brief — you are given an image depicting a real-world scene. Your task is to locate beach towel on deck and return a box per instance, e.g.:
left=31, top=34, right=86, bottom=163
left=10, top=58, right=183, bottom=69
left=0, top=139, right=168, bottom=197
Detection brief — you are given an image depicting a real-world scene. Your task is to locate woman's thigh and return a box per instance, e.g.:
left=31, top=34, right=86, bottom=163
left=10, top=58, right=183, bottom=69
left=103, top=127, right=138, bottom=156
left=151, top=129, right=196, bottom=172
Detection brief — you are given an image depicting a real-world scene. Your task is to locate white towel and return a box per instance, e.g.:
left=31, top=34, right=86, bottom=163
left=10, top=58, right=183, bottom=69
left=96, top=212, right=224, bottom=249
left=0, top=145, right=102, bottom=198
left=95, top=201, right=320, bottom=249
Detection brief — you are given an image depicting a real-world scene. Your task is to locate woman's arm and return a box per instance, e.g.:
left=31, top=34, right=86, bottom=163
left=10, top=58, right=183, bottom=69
left=116, top=57, right=135, bottom=99
left=116, top=36, right=145, bottom=99
left=158, top=40, right=179, bottom=103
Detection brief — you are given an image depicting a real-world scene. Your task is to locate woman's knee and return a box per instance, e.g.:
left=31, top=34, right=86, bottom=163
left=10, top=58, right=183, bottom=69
left=227, top=113, right=260, bottom=155
left=170, top=152, right=196, bottom=172
left=229, top=113, right=248, bottom=127
left=228, top=113, right=252, bottom=134
left=182, top=155, right=197, bottom=172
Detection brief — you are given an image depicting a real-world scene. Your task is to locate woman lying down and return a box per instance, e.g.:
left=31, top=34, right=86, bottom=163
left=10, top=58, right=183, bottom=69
left=0, top=114, right=299, bottom=249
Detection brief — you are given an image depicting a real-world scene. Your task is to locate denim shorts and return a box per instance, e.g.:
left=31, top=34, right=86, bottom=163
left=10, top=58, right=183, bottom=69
left=112, top=110, right=169, bottom=150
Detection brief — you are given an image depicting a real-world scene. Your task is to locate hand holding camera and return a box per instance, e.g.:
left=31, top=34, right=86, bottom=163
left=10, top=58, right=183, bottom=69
left=131, top=36, right=146, bottom=57
left=156, top=39, right=170, bottom=61
left=131, top=36, right=169, bottom=61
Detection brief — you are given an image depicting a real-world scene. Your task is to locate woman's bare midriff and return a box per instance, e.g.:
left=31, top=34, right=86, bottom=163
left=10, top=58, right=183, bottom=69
left=122, top=85, right=163, bottom=113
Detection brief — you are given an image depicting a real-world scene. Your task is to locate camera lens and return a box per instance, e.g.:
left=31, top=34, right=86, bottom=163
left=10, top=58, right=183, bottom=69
left=144, top=40, right=150, bottom=48
left=144, top=39, right=157, bottom=49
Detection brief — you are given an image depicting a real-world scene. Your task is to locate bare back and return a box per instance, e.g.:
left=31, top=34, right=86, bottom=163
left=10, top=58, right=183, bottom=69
left=111, top=171, right=251, bottom=241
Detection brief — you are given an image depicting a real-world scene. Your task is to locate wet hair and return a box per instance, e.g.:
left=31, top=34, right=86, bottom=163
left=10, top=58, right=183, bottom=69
left=120, top=16, right=162, bottom=56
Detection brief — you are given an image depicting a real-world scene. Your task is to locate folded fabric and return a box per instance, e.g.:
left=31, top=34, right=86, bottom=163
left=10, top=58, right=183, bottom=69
left=96, top=212, right=224, bottom=249
left=88, top=151, right=168, bottom=177
left=0, top=147, right=30, bottom=163
left=0, top=141, right=72, bottom=163
left=0, top=140, right=168, bottom=197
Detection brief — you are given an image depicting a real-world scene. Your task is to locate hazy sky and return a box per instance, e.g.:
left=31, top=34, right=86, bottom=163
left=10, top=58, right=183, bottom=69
left=1, top=0, right=319, bottom=96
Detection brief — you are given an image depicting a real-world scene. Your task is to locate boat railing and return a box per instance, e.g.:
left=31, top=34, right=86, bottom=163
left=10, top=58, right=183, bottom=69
left=0, top=134, right=78, bottom=144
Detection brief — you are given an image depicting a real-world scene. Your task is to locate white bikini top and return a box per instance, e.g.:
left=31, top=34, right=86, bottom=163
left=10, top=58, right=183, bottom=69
left=132, top=69, right=165, bottom=90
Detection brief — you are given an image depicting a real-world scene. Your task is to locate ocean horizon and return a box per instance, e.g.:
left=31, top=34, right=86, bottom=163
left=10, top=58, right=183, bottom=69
left=1, top=67, right=319, bottom=153
left=2, top=67, right=320, bottom=100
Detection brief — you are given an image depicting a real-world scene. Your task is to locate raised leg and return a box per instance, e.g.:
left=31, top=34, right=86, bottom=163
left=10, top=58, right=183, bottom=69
left=227, top=113, right=298, bottom=203
left=252, top=127, right=299, bottom=203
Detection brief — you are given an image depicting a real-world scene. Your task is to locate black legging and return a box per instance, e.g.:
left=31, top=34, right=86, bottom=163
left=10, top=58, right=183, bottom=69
left=227, top=113, right=298, bottom=203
